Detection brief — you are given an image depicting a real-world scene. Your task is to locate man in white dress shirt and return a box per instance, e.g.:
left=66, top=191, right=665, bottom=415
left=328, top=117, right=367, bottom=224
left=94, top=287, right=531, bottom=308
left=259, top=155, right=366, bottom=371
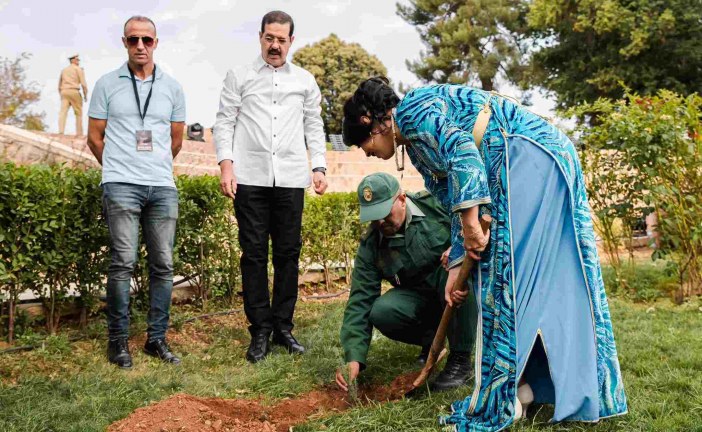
left=214, top=10, right=328, bottom=363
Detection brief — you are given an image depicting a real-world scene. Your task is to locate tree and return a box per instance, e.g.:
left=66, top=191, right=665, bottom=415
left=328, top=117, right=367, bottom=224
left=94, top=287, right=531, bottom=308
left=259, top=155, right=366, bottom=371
left=0, top=53, right=46, bottom=131
left=528, top=0, right=702, bottom=110
left=397, top=0, right=529, bottom=90
left=293, top=34, right=387, bottom=135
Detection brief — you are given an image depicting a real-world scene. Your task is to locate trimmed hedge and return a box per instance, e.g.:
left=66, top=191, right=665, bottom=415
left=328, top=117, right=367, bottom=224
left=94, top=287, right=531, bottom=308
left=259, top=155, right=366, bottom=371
left=302, top=191, right=362, bottom=288
left=0, top=163, right=362, bottom=342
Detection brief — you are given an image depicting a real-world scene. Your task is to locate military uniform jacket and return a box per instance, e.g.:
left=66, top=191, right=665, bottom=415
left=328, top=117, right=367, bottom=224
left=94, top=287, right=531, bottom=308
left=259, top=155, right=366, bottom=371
left=340, top=191, right=451, bottom=366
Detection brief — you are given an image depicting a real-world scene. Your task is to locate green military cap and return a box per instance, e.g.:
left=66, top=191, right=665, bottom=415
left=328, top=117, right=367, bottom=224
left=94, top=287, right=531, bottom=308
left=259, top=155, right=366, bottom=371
left=357, top=172, right=400, bottom=223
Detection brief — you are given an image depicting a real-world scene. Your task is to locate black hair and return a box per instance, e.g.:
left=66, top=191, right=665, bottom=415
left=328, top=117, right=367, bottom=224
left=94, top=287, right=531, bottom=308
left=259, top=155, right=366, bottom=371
left=342, top=77, right=400, bottom=147
left=261, top=10, right=294, bottom=36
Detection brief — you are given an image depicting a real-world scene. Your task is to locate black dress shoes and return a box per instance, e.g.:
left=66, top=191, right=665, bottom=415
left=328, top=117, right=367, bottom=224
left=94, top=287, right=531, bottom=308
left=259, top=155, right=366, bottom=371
left=108, top=338, right=133, bottom=369
left=429, top=351, right=472, bottom=391
left=272, top=330, right=305, bottom=355
left=143, top=338, right=181, bottom=365
left=246, top=332, right=271, bottom=363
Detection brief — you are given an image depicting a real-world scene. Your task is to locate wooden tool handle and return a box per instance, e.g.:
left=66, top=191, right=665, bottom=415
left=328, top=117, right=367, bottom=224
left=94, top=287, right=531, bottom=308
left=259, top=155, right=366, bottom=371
left=412, top=214, right=492, bottom=388
left=452, top=214, right=492, bottom=295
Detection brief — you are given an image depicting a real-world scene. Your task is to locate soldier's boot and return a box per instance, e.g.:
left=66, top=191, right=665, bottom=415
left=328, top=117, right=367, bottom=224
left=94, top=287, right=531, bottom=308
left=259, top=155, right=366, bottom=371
left=429, top=351, right=472, bottom=391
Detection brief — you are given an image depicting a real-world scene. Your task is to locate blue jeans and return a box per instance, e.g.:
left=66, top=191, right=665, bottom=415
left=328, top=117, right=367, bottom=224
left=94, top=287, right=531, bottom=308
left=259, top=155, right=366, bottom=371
left=102, top=182, right=178, bottom=341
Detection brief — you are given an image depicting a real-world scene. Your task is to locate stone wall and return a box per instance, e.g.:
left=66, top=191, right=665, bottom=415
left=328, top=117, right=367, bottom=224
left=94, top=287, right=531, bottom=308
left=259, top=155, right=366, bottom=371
left=0, top=125, right=99, bottom=169
left=324, top=147, right=425, bottom=193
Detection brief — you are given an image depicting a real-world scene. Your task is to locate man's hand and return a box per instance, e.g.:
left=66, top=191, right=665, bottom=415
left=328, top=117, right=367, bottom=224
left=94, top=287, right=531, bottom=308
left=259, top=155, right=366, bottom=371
left=83, top=94, right=88, bottom=102
left=444, top=265, right=468, bottom=307
left=335, top=361, right=360, bottom=392
left=441, top=247, right=451, bottom=270
left=219, top=160, right=237, bottom=199
left=313, top=171, right=328, bottom=195
left=462, top=207, right=490, bottom=261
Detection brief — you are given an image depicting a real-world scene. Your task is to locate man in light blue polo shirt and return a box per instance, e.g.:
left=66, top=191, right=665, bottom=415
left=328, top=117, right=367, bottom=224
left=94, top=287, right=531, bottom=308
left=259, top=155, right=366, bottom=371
left=87, top=15, right=185, bottom=369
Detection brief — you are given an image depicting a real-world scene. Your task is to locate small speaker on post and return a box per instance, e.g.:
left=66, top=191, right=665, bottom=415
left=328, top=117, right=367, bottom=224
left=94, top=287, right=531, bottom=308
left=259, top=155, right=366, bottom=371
left=187, top=123, right=205, bottom=142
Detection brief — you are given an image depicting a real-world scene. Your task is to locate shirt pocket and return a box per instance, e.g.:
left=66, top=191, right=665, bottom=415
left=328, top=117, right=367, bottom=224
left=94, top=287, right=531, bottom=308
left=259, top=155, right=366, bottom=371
left=409, top=224, right=448, bottom=271
left=376, top=248, right=404, bottom=283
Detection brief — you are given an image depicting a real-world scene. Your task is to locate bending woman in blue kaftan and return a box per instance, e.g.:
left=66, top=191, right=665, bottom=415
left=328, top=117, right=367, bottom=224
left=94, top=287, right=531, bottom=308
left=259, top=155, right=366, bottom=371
left=341, top=79, right=627, bottom=431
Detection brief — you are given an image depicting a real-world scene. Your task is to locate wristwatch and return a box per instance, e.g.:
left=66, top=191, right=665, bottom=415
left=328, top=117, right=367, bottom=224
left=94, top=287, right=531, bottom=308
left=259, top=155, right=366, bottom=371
left=312, top=167, right=326, bottom=175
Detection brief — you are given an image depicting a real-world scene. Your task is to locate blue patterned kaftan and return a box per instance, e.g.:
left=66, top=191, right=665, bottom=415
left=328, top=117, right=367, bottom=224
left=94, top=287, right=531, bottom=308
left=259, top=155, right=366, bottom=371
left=394, top=85, right=627, bottom=431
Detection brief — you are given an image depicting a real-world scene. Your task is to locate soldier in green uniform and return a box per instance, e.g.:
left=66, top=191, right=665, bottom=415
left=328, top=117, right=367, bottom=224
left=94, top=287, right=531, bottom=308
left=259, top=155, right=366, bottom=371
left=335, top=172, right=477, bottom=392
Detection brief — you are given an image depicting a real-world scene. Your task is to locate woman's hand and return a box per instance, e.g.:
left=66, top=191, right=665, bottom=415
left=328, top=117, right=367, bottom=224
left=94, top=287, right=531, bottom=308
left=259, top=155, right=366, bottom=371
left=462, top=207, right=490, bottom=261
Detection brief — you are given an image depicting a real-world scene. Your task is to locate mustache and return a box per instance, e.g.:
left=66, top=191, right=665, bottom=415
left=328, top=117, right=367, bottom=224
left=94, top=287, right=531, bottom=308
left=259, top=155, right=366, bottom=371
left=268, top=49, right=281, bottom=55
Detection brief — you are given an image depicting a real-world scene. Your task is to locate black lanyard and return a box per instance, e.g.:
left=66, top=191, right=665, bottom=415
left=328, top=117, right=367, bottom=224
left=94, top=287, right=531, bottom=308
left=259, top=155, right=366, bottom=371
left=128, top=64, right=156, bottom=123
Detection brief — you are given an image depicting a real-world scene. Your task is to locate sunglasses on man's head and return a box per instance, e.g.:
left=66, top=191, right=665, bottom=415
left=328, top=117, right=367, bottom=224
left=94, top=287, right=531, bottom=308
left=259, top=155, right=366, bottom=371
left=125, top=36, right=155, bottom=47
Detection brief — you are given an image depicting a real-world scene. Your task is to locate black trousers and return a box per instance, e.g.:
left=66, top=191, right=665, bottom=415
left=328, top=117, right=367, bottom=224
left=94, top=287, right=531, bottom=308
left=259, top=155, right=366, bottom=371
left=234, top=184, right=305, bottom=335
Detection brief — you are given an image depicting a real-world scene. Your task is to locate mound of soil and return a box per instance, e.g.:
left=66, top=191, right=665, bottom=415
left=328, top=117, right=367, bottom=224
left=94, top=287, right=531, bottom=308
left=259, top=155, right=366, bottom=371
left=108, top=372, right=421, bottom=432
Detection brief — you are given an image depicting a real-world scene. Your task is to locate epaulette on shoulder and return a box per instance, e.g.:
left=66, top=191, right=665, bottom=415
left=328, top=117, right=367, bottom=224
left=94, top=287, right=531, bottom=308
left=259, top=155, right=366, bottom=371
left=408, top=190, right=432, bottom=200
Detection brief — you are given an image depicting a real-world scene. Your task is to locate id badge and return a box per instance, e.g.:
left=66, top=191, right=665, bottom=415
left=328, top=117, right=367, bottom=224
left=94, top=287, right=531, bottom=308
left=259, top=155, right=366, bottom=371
left=136, top=130, right=153, bottom=152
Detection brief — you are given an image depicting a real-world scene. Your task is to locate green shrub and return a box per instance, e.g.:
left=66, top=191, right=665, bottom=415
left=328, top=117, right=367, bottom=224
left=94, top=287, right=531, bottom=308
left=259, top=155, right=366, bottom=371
left=301, top=192, right=361, bottom=289
left=0, top=163, right=365, bottom=340
left=34, top=166, right=82, bottom=334
left=580, top=147, right=647, bottom=291
left=174, top=175, right=239, bottom=304
left=70, top=169, right=109, bottom=327
left=574, top=90, right=702, bottom=301
left=0, top=164, right=56, bottom=342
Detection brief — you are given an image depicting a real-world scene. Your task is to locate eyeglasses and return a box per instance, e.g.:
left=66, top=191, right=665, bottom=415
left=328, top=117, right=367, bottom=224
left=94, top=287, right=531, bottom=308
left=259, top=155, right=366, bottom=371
left=125, top=36, right=155, bottom=47
left=370, top=126, right=387, bottom=136
left=369, top=117, right=393, bottom=135
left=263, top=35, right=289, bottom=45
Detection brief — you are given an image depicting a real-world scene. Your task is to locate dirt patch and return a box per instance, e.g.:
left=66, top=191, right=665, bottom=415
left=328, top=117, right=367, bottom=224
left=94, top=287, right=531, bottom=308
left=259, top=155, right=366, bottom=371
left=361, top=370, right=421, bottom=401
left=108, top=372, right=421, bottom=432
left=167, top=324, right=215, bottom=349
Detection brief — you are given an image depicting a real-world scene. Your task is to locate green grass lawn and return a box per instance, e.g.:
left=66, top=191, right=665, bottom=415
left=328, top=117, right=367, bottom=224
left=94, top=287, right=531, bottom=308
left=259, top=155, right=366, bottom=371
left=1, top=294, right=701, bottom=431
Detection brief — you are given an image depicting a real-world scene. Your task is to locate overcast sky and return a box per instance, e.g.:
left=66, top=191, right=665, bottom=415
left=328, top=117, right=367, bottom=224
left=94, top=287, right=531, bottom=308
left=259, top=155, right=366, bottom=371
left=0, top=0, right=555, bottom=134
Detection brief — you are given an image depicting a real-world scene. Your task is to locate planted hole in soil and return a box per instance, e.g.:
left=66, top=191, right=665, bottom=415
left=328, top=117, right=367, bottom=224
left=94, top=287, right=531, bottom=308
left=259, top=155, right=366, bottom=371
left=108, top=371, right=421, bottom=432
